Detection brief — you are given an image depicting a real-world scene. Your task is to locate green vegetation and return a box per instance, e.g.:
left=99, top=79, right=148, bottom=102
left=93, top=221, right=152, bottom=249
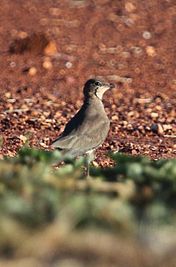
left=0, top=145, right=176, bottom=266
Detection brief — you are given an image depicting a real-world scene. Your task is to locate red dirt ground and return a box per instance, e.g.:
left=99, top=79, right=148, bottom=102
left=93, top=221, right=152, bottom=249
left=0, top=0, right=176, bottom=166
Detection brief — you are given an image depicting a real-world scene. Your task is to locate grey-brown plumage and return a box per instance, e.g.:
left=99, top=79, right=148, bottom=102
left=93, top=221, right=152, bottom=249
left=51, top=79, right=115, bottom=157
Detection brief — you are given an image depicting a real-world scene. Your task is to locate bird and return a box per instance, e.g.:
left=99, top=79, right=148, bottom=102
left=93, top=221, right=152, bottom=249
left=51, top=78, right=115, bottom=159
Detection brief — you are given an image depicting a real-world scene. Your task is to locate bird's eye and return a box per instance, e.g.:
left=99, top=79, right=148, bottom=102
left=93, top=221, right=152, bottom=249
left=95, top=81, right=101, bottom=86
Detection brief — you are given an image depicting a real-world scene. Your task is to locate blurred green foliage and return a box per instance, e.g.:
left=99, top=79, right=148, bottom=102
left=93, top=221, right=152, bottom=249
left=0, top=145, right=176, bottom=264
left=0, top=146, right=175, bottom=228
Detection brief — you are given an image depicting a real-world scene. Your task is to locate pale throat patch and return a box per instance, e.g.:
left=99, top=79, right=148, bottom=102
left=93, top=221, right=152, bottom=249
left=96, top=86, right=109, bottom=99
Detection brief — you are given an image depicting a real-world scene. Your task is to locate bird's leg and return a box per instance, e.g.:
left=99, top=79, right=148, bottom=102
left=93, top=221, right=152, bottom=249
left=84, top=151, right=95, bottom=178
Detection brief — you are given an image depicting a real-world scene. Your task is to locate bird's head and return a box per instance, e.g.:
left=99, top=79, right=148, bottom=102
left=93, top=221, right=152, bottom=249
left=83, top=79, right=115, bottom=100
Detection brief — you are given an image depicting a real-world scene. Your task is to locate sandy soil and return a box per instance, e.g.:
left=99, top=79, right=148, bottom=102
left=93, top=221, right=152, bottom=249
left=0, top=0, right=176, bottom=166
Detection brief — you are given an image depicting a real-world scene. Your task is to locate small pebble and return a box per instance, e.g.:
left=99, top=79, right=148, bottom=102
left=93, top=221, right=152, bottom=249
left=40, top=142, right=48, bottom=148
left=112, top=115, right=118, bottom=120
left=149, top=146, right=156, bottom=151
left=18, top=31, right=28, bottom=39
left=29, top=67, right=37, bottom=76
left=122, top=121, right=128, bottom=126
left=122, top=51, right=130, bottom=58
left=163, top=124, right=172, bottom=131
left=142, top=31, right=152, bottom=39
left=10, top=62, right=16, bottom=68
left=150, top=124, right=159, bottom=134
left=7, top=98, right=16, bottom=103
left=69, top=0, right=88, bottom=8
left=65, top=61, right=72, bottom=68
left=5, top=92, right=11, bottom=98
left=92, top=160, right=99, bottom=167
left=124, top=77, right=133, bottom=84
left=125, top=2, right=136, bottom=12
left=123, top=17, right=134, bottom=27
left=150, top=112, right=158, bottom=118
left=43, top=60, right=52, bottom=69
left=19, top=135, right=27, bottom=142
left=127, top=124, right=133, bottom=130
left=146, top=46, right=156, bottom=57
left=132, top=149, right=137, bottom=155
left=105, top=47, right=118, bottom=54
left=158, top=124, right=164, bottom=134
left=151, top=123, right=164, bottom=134
left=127, top=111, right=134, bottom=117
left=130, top=46, right=143, bottom=55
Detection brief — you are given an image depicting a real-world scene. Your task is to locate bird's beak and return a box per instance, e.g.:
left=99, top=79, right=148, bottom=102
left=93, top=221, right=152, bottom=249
left=110, top=83, right=115, bottom=88
left=102, top=82, right=115, bottom=91
left=104, top=82, right=116, bottom=90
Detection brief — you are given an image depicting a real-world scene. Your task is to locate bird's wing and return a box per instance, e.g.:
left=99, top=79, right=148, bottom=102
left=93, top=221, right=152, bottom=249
left=52, top=115, right=110, bottom=152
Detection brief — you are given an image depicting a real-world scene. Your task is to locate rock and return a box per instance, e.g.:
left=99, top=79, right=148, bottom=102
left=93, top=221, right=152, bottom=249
left=29, top=67, right=37, bottom=76
left=150, top=123, right=164, bottom=134
left=142, top=31, right=152, bottom=39
left=132, top=149, right=137, bottom=155
left=65, top=61, right=72, bottom=68
left=18, top=31, right=28, bottom=39
left=158, top=124, right=164, bottom=134
left=40, top=142, right=48, bottom=148
left=43, top=60, right=52, bottom=69
left=112, top=115, right=119, bottom=120
left=44, top=40, right=57, bottom=56
left=125, top=2, right=136, bottom=12
left=146, top=46, right=156, bottom=57
left=127, top=111, right=134, bottom=117
left=19, top=135, right=27, bottom=143
left=5, top=92, right=11, bottom=98
left=150, top=112, right=158, bottom=118
left=163, top=124, right=172, bottom=131
left=92, top=160, right=99, bottom=167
